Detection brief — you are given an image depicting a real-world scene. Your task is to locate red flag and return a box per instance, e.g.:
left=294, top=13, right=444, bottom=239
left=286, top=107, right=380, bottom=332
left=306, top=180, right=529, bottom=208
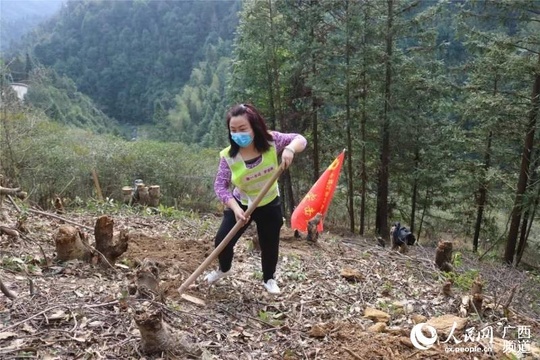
left=291, top=150, right=345, bottom=232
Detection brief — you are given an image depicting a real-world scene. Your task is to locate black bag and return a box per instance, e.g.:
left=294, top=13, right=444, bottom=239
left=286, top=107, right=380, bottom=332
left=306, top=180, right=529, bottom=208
left=392, top=222, right=416, bottom=246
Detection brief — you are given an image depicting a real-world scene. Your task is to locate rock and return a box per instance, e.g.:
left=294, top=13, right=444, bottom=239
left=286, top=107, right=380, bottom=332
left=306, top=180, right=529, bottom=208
left=426, top=315, right=467, bottom=336
left=340, top=267, right=364, bottom=282
left=368, top=322, right=387, bottom=333
left=308, top=324, right=327, bottom=338
left=411, top=314, right=427, bottom=324
left=364, top=307, right=391, bottom=323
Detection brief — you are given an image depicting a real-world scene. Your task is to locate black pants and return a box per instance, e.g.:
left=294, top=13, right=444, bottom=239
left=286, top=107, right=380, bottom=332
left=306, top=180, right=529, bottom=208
left=215, top=196, right=283, bottom=282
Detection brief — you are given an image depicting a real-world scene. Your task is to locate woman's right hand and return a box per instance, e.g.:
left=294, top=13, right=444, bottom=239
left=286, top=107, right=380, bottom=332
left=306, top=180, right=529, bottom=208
left=227, top=198, right=249, bottom=224
left=233, top=207, right=249, bottom=224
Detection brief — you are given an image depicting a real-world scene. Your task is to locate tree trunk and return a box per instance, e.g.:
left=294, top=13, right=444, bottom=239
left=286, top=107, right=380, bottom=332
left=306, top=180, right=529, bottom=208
left=473, top=130, right=492, bottom=253
left=410, top=147, right=420, bottom=234
left=505, top=55, right=540, bottom=264
left=54, top=225, right=93, bottom=261
left=344, top=0, right=355, bottom=233
left=515, top=151, right=540, bottom=266
left=375, top=0, right=394, bottom=239
left=311, top=31, right=320, bottom=184
left=359, top=4, right=369, bottom=235
left=516, top=177, right=540, bottom=266
left=94, top=215, right=129, bottom=265
left=136, top=184, right=150, bottom=206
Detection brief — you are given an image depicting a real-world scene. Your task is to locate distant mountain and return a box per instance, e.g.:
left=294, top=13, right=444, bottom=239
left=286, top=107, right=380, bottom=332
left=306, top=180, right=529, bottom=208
left=0, top=0, right=64, bottom=51
left=21, top=0, right=240, bottom=125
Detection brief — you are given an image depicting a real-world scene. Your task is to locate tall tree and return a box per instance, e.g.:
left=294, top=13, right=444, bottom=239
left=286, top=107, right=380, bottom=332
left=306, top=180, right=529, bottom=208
left=506, top=56, right=540, bottom=264
left=375, top=0, right=394, bottom=239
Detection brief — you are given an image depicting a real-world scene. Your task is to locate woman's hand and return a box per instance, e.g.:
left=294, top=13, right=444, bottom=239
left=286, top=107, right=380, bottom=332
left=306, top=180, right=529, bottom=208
left=282, top=146, right=295, bottom=169
left=226, top=198, right=250, bottom=224
left=233, top=207, right=249, bottom=223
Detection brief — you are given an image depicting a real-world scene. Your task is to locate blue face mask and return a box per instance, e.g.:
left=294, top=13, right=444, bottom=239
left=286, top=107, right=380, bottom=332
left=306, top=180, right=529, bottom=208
left=231, top=132, right=253, bottom=147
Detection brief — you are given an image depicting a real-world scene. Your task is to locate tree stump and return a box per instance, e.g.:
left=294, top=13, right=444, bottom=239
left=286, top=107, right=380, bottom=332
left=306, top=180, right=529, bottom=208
left=148, top=185, right=160, bottom=207
left=135, top=305, right=175, bottom=354
left=435, top=241, right=453, bottom=272
left=54, top=225, right=92, bottom=261
left=54, top=196, right=65, bottom=214
left=134, top=303, right=201, bottom=356
left=128, top=259, right=162, bottom=300
left=470, top=275, right=483, bottom=314
left=306, top=213, right=322, bottom=242
left=137, top=184, right=150, bottom=206
left=122, top=186, right=133, bottom=205
left=94, top=215, right=129, bottom=265
left=123, top=183, right=160, bottom=207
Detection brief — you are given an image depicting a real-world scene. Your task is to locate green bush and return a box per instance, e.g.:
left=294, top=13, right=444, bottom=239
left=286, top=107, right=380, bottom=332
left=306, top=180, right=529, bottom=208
left=2, top=113, right=220, bottom=211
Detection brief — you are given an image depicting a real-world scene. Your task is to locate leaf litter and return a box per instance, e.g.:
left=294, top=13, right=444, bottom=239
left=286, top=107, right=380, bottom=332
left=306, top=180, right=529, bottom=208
left=0, top=206, right=539, bottom=360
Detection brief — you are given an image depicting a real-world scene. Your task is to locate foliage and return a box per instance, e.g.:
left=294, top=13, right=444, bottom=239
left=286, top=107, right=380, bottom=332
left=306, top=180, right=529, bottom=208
left=12, top=0, right=240, bottom=125
left=443, top=269, right=481, bottom=292
left=2, top=0, right=540, bottom=265
left=0, top=111, right=219, bottom=211
left=0, top=0, right=62, bottom=52
left=24, top=65, right=120, bottom=135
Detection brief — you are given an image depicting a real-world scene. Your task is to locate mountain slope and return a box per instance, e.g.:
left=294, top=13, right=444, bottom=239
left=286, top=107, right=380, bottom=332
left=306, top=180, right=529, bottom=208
left=1, top=202, right=539, bottom=359
left=23, top=0, right=240, bottom=125
left=0, top=0, right=63, bottom=51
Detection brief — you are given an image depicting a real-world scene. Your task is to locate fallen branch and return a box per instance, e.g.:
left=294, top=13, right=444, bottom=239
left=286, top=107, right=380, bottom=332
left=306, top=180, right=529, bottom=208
left=8, top=197, right=94, bottom=232
left=2, top=301, right=119, bottom=332
left=7, top=195, right=21, bottom=212
left=344, top=347, right=362, bottom=360
left=0, top=225, right=19, bottom=238
left=0, top=186, right=25, bottom=197
left=29, top=208, right=93, bottom=231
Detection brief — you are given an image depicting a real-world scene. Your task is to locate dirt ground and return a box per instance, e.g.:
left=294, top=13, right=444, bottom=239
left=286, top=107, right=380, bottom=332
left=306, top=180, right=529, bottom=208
left=1, top=208, right=540, bottom=359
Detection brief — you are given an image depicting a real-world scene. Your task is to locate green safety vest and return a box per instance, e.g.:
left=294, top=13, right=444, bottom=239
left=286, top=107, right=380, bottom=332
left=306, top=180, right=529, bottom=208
left=220, top=144, right=279, bottom=206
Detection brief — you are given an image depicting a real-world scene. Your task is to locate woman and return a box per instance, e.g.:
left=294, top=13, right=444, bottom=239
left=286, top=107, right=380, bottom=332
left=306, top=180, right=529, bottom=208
left=206, top=103, right=307, bottom=294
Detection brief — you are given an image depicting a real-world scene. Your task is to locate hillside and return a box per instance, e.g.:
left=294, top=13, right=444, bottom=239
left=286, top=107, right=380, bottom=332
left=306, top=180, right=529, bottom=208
left=1, top=201, right=539, bottom=359
left=22, top=0, right=240, bottom=125
left=0, top=0, right=63, bottom=51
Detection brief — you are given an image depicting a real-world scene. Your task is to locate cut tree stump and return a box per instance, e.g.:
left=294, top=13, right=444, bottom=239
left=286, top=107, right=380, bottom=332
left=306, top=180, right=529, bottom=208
left=148, top=185, right=160, bottom=207
left=54, top=225, right=93, bottom=261
left=122, top=186, right=133, bottom=205
left=435, top=241, right=453, bottom=272
left=94, top=215, right=129, bottom=265
left=470, top=274, right=484, bottom=314
left=306, top=213, right=322, bottom=242
left=137, top=184, right=150, bottom=206
left=134, top=303, right=201, bottom=356
left=128, top=259, right=162, bottom=300
left=123, top=183, right=160, bottom=207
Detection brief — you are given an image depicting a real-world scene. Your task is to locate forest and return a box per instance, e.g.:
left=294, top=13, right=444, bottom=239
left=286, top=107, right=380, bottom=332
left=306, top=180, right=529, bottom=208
left=3, top=0, right=539, bottom=266
left=1, top=1, right=540, bottom=358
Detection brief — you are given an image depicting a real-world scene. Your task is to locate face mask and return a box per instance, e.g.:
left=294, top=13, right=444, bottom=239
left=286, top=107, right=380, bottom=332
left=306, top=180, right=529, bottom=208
left=231, top=132, right=253, bottom=147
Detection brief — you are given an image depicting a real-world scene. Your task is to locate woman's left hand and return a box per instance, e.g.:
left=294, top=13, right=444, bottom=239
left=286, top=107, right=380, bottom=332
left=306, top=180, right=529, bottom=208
left=282, top=147, right=295, bottom=169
